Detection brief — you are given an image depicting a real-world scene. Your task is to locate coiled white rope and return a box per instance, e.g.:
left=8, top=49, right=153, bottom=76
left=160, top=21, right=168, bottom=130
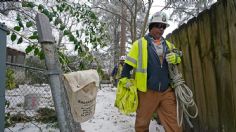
left=168, top=64, right=198, bottom=128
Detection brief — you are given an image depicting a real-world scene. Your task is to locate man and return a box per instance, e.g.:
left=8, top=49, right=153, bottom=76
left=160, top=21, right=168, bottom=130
left=111, top=56, right=126, bottom=87
left=120, top=12, right=182, bottom=132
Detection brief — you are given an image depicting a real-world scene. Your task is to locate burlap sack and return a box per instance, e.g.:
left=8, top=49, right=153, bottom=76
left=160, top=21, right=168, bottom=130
left=63, top=70, right=99, bottom=123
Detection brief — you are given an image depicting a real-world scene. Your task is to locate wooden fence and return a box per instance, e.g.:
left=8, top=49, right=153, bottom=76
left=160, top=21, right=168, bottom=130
left=167, top=0, right=236, bottom=131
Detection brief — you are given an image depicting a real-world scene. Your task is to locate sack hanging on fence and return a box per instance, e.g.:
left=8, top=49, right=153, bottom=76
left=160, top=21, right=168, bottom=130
left=63, top=70, right=99, bottom=123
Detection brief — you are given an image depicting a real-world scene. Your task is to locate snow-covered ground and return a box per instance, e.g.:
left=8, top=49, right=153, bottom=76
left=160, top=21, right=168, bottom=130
left=82, top=85, right=164, bottom=132
left=5, top=84, right=164, bottom=132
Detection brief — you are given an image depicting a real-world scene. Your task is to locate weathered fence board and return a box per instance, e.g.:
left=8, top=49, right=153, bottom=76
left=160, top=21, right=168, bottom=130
left=179, top=25, right=200, bottom=131
left=214, top=2, right=234, bottom=132
left=198, top=9, right=219, bottom=131
left=178, top=25, right=196, bottom=94
left=225, top=0, right=236, bottom=129
left=187, top=18, right=208, bottom=131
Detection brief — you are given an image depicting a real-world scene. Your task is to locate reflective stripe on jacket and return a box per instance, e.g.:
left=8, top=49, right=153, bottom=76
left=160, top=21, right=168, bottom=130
left=125, top=37, right=175, bottom=92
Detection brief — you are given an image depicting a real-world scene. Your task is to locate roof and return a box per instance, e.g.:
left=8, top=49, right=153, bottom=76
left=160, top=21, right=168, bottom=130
left=7, top=46, right=26, bottom=55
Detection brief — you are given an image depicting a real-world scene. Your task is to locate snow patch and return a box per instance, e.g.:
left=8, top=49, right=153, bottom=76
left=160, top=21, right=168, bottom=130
left=5, top=84, right=164, bottom=132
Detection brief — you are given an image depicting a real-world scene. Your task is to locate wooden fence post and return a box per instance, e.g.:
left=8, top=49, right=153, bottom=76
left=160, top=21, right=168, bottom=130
left=35, top=13, right=82, bottom=132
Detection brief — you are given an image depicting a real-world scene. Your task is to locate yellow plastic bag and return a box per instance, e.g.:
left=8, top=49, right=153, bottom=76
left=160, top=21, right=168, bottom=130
left=115, top=78, right=138, bottom=115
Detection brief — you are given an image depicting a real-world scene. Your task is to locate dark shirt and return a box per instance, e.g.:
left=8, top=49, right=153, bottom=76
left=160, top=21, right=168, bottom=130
left=111, top=64, right=118, bottom=77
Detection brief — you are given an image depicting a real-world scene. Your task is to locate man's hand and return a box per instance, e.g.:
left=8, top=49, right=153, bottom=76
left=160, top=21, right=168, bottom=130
left=166, top=52, right=181, bottom=64
left=119, top=77, right=134, bottom=89
left=125, top=81, right=133, bottom=88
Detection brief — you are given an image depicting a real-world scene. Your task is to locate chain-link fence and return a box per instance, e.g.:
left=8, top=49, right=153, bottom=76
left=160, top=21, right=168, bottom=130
left=5, top=62, right=56, bottom=131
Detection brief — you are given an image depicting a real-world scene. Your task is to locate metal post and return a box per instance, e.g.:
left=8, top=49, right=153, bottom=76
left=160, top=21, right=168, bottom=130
left=0, top=23, right=8, bottom=131
left=35, top=13, right=82, bottom=132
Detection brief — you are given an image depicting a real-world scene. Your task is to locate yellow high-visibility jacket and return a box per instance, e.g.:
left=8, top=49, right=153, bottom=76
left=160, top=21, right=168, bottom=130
left=125, top=37, right=176, bottom=92
left=115, top=64, right=123, bottom=79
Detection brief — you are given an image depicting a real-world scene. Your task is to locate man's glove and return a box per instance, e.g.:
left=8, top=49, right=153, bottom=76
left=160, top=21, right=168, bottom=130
left=125, top=81, right=133, bottom=88
left=166, top=52, right=181, bottom=64
left=119, top=77, right=134, bottom=89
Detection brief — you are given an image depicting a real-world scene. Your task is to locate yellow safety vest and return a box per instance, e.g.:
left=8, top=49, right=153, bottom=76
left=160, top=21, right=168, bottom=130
left=115, top=64, right=123, bottom=79
left=125, top=37, right=175, bottom=92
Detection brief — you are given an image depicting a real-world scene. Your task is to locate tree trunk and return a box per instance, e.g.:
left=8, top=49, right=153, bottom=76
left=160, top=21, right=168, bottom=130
left=113, top=16, right=120, bottom=66
left=120, top=2, right=127, bottom=56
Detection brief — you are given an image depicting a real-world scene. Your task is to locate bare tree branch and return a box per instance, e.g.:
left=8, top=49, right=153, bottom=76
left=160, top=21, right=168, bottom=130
left=93, top=6, right=131, bottom=25
left=141, top=0, right=153, bottom=36
left=120, top=0, right=134, bottom=18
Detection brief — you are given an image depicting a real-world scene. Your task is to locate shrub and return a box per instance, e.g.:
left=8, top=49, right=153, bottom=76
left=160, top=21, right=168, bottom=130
left=35, top=108, right=57, bottom=124
left=6, top=68, right=16, bottom=90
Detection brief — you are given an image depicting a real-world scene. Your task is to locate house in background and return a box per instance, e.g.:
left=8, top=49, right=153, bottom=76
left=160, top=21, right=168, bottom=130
left=6, top=47, right=26, bottom=84
left=6, top=47, right=25, bottom=64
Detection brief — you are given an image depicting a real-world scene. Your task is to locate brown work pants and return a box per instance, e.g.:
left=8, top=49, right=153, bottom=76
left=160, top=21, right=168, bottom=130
left=135, top=88, right=182, bottom=132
